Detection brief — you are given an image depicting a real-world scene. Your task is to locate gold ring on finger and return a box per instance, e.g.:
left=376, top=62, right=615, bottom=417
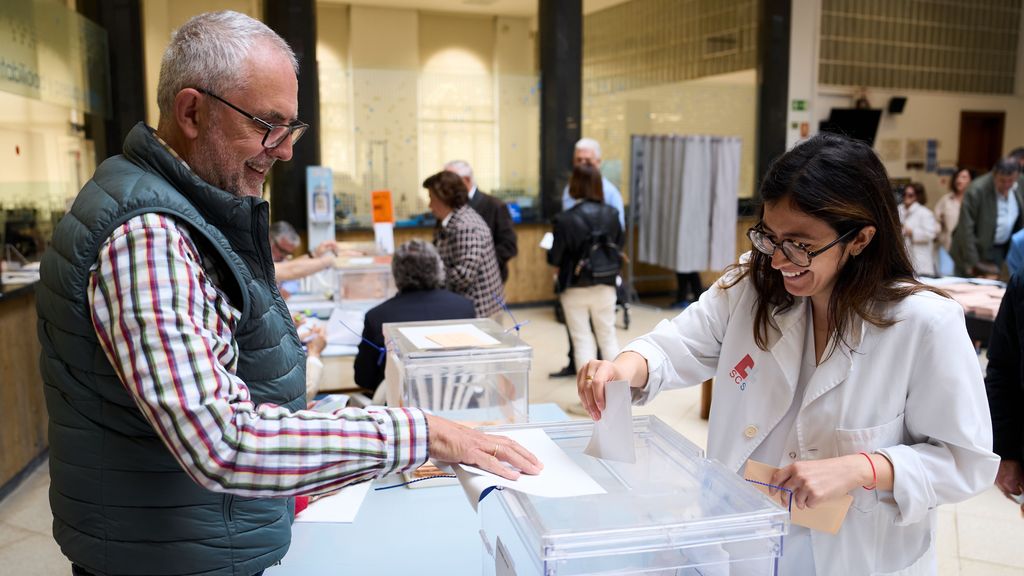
left=492, top=444, right=500, bottom=458
left=585, top=374, right=594, bottom=381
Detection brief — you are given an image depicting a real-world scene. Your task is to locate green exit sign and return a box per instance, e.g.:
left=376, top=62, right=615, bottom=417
left=791, top=99, right=807, bottom=111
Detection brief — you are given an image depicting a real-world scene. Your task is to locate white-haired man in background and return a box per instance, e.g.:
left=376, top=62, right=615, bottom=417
left=550, top=138, right=626, bottom=378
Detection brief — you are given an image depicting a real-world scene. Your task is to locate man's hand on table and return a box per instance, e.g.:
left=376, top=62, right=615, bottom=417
left=425, top=414, right=543, bottom=480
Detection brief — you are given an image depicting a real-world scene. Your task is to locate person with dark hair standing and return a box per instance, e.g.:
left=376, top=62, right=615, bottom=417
left=36, top=12, right=538, bottom=576
left=578, top=133, right=997, bottom=574
left=898, top=182, right=938, bottom=277
left=550, top=137, right=627, bottom=378
left=548, top=165, right=624, bottom=374
left=985, top=271, right=1024, bottom=518
left=424, top=170, right=505, bottom=318
left=445, top=160, right=518, bottom=283
left=951, top=156, right=1024, bottom=277
left=354, top=239, right=476, bottom=392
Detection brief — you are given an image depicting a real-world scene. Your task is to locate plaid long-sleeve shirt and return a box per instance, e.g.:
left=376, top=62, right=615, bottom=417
left=89, top=213, right=428, bottom=496
left=434, top=205, right=504, bottom=317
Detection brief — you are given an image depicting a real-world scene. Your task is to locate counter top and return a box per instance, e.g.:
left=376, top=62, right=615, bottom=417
left=0, top=281, right=36, bottom=302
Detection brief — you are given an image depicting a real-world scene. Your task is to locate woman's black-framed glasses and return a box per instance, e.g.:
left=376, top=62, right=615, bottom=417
left=197, top=88, right=309, bottom=149
left=747, top=226, right=861, bottom=268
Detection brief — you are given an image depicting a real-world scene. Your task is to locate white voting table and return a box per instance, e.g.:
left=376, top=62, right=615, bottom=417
left=266, top=403, right=568, bottom=575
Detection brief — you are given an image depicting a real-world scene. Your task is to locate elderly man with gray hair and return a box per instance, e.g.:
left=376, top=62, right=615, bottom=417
left=354, top=239, right=476, bottom=392
left=37, top=12, right=539, bottom=576
left=951, top=155, right=1024, bottom=277
left=269, top=220, right=338, bottom=297
left=560, top=138, right=625, bottom=228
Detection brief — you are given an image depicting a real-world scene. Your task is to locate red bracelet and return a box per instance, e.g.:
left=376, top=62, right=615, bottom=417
left=860, top=451, right=877, bottom=490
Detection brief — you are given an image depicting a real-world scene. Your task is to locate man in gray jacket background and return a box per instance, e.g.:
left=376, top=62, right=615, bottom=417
left=951, top=156, right=1024, bottom=277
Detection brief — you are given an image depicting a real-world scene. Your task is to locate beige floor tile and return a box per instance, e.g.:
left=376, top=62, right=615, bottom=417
left=959, top=559, right=1024, bottom=576
left=0, top=532, right=70, bottom=576
left=956, top=485, right=1024, bottom=521
left=0, top=478, right=53, bottom=536
left=0, top=522, right=34, bottom=549
left=958, top=510, right=1024, bottom=568
left=936, top=508, right=959, bottom=561
left=938, top=555, right=960, bottom=576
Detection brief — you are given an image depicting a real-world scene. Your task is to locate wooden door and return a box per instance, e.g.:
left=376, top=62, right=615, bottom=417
left=959, top=111, right=1005, bottom=175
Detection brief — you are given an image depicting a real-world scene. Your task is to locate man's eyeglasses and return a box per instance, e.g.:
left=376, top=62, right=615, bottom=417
left=197, top=88, right=308, bottom=149
left=747, top=226, right=861, bottom=268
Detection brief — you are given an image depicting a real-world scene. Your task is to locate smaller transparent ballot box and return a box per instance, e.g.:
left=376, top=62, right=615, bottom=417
left=333, top=255, right=396, bottom=308
left=480, top=417, right=789, bottom=576
left=382, top=318, right=530, bottom=425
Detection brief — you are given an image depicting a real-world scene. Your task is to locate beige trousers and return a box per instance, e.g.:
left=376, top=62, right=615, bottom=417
left=560, top=284, right=619, bottom=370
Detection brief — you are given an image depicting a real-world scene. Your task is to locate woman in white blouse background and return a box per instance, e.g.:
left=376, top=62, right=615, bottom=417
left=898, top=182, right=939, bottom=277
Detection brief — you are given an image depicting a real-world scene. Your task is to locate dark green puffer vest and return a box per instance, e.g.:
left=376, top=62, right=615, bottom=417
left=36, top=123, right=307, bottom=576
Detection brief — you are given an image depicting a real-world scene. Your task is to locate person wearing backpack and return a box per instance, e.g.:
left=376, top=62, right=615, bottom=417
left=548, top=165, right=625, bottom=373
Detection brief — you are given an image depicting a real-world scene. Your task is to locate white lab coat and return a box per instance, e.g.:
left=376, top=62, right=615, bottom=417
left=898, top=203, right=939, bottom=277
left=624, top=268, right=998, bottom=575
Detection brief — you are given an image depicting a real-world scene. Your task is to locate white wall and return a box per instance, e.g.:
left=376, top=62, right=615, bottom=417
left=141, top=0, right=262, bottom=128
left=785, top=0, right=820, bottom=150
left=816, top=87, right=1024, bottom=202
left=583, top=69, right=758, bottom=201
left=787, top=0, right=1024, bottom=204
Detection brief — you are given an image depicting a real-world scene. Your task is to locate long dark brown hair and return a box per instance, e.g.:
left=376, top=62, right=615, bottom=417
left=726, top=132, right=944, bottom=355
left=569, top=164, right=605, bottom=203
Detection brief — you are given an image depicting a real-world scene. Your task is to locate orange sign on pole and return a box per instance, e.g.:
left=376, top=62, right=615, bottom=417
left=371, top=190, right=394, bottom=223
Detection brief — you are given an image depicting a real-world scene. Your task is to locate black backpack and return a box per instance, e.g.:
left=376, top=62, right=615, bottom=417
left=571, top=210, right=622, bottom=281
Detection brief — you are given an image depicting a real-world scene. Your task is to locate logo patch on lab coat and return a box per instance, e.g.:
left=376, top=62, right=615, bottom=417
left=730, top=354, right=756, bottom=391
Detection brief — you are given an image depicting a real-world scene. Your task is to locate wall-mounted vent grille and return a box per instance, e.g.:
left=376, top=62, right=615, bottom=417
left=584, top=0, right=757, bottom=97
left=819, top=0, right=1020, bottom=94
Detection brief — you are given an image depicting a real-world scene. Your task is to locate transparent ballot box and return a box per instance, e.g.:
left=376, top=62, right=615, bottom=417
left=334, top=255, right=396, bottom=308
left=382, top=318, right=530, bottom=425
left=480, top=417, right=789, bottom=576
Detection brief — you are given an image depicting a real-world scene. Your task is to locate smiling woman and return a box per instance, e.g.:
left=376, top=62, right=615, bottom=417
left=577, top=132, right=999, bottom=575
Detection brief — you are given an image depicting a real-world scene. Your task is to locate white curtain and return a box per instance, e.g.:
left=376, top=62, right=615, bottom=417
left=631, top=134, right=741, bottom=272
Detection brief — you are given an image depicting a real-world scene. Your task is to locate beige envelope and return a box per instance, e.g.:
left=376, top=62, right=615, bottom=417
left=744, top=459, right=853, bottom=535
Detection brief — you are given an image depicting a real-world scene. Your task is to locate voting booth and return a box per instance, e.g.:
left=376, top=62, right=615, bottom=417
left=382, top=318, right=530, bottom=425
left=478, top=417, right=788, bottom=576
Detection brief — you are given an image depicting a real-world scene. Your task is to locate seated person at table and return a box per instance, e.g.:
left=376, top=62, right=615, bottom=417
left=270, top=220, right=338, bottom=297
left=294, top=317, right=327, bottom=403
left=354, top=239, right=476, bottom=392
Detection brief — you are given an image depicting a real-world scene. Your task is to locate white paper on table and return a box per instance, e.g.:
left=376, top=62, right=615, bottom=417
left=325, top=307, right=365, bottom=346
left=397, top=324, right=501, bottom=350
left=344, top=257, right=375, bottom=266
left=539, top=232, right=554, bottom=250
left=448, top=428, right=606, bottom=511
left=373, top=222, right=395, bottom=255
left=293, top=481, right=373, bottom=523
left=583, top=380, right=636, bottom=463
left=309, top=393, right=350, bottom=413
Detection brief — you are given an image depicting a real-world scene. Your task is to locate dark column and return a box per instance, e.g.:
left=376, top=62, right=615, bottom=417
left=755, top=0, right=791, bottom=198
left=538, top=0, right=582, bottom=221
left=77, top=0, right=146, bottom=160
left=263, top=0, right=320, bottom=229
